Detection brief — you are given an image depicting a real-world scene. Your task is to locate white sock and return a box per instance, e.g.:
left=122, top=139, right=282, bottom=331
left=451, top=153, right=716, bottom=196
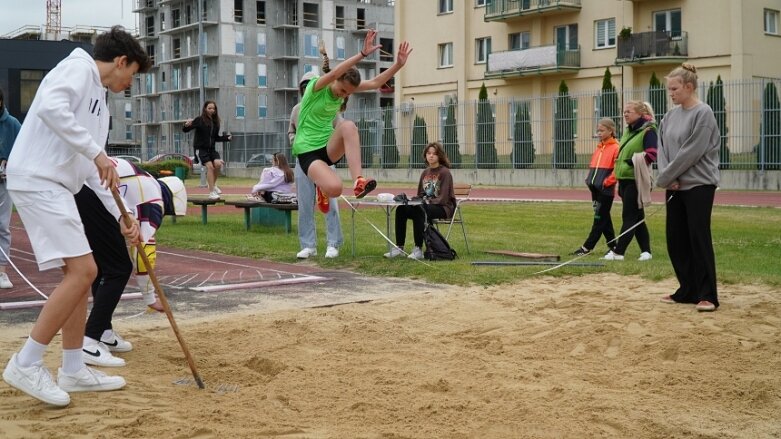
left=17, top=337, right=48, bottom=367
left=101, top=329, right=114, bottom=341
left=61, top=348, right=84, bottom=374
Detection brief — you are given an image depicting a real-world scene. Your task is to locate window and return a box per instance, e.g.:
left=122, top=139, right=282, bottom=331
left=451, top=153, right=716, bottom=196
left=304, top=34, right=319, bottom=57
left=146, top=45, right=155, bottom=64
left=202, top=0, right=208, bottom=20
left=173, top=38, right=181, bottom=59
left=303, top=64, right=318, bottom=74
left=174, top=132, right=182, bottom=152
left=235, top=30, right=244, bottom=55
left=438, top=42, right=453, bottom=68
left=654, top=9, right=682, bottom=38
left=124, top=87, right=132, bottom=97
left=172, top=68, right=180, bottom=90
left=160, top=12, right=166, bottom=31
left=475, top=37, right=491, bottom=64
left=555, top=24, right=578, bottom=50
left=256, top=1, right=266, bottom=24
left=172, top=9, right=180, bottom=28
left=125, top=126, right=133, bottom=140
left=145, top=73, right=155, bottom=94
left=439, top=0, right=453, bottom=14
left=336, top=36, right=346, bottom=60
left=258, top=94, right=268, bottom=118
left=173, top=96, right=181, bottom=120
left=185, top=5, right=192, bottom=24
left=234, top=0, right=243, bottom=23
left=236, top=94, right=246, bottom=118
left=380, top=38, right=394, bottom=62
left=145, top=16, right=155, bottom=36
left=357, top=8, right=366, bottom=29
left=257, top=32, right=266, bottom=56
left=765, top=9, right=779, bottom=34
left=476, top=0, right=486, bottom=7
left=235, top=63, right=245, bottom=86
left=336, top=6, right=345, bottom=29
left=124, top=103, right=132, bottom=119
left=303, top=3, right=319, bottom=28
left=595, top=18, right=616, bottom=49
left=257, top=63, right=267, bottom=87
left=509, top=32, right=530, bottom=50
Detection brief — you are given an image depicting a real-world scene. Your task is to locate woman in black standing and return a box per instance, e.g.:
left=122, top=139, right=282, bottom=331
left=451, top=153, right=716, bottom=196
left=183, top=100, right=231, bottom=199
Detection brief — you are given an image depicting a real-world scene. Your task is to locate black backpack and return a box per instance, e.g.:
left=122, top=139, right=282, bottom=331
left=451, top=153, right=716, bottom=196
left=423, top=224, right=457, bottom=261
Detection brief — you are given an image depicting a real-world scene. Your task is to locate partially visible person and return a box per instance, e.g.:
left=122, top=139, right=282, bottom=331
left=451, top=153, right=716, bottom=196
left=657, top=63, right=721, bottom=312
left=251, top=152, right=294, bottom=203
left=0, top=87, right=21, bottom=289
left=2, top=25, right=150, bottom=407
left=603, top=101, right=658, bottom=262
left=183, top=100, right=231, bottom=200
left=290, top=69, right=344, bottom=259
left=385, top=142, right=456, bottom=260
left=571, top=118, right=619, bottom=256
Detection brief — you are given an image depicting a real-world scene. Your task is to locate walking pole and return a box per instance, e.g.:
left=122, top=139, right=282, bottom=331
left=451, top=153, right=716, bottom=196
left=111, top=188, right=205, bottom=389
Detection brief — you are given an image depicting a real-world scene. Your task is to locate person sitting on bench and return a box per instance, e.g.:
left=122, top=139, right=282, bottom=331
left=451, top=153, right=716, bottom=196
left=250, top=152, right=294, bottom=203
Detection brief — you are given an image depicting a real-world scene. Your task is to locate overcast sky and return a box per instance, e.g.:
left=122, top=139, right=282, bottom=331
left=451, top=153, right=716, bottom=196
left=0, top=0, right=137, bottom=36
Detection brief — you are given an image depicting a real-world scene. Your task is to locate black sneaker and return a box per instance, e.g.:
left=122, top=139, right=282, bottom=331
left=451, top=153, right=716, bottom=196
left=570, top=246, right=590, bottom=256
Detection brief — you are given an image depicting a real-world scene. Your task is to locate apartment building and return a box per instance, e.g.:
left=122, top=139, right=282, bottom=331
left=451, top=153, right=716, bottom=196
left=132, top=0, right=395, bottom=161
left=395, top=0, right=781, bottom=104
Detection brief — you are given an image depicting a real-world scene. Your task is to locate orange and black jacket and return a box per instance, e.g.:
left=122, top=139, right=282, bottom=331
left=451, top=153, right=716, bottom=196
left=584, top=137, right=619, bottom=196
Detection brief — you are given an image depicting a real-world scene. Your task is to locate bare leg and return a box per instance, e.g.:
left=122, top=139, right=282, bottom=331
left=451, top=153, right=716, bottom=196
left=29, top=254, right=97, bottom=346
left=308, top=161, right=344, bottom=198
left=205, top=161, right=216, bottom=192
left=325, top=120, right=363, bottom=182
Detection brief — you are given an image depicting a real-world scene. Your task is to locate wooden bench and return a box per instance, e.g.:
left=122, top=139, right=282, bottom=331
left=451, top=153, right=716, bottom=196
left=187, top=197, right=222, bottom=224
left=223, top=199, right=298, bottom=233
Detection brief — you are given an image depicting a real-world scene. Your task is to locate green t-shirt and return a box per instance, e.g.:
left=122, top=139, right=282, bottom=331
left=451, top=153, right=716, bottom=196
left=291, top=77, right=343, bottom=156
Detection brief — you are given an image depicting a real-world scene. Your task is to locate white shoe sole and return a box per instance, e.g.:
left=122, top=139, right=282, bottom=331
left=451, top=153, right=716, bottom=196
left=3, top=358, right=70, bottom=406
left=58, top=371, right=126, bottom=392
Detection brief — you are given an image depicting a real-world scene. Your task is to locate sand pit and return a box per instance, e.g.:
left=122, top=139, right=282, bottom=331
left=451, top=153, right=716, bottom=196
left=0, top=273, right=779, bottom=438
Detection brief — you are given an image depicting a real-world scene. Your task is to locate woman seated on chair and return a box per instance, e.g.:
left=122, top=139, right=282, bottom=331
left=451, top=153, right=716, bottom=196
left=250, top=152, right=294, bottom=202
left=385, top=142, right=456, bottom=260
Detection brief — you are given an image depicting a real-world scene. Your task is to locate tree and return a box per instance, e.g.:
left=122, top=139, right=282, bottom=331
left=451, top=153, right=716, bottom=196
left=411, top=115, right=428, bottom=167
left=512, top=102, right=534, bottom=169
left=600, top=68, right=621, bottom=137
left=443, top=101, right=462, bottom=168
left=553, top=80, right=576, bottom=169
left=476, top=83, right=497, bottom=168
left=381, top=108, right=400, bottom=168
left=356, top=117, right=375, bottom=168
left=706, top=75, right=730, bottom=169
left=759, top=82, right=781, bottom=170
left=649, top=72, right=667, bottom=123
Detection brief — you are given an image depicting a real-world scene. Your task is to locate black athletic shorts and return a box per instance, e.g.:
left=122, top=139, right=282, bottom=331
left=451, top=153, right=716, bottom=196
left=297, top=146, right=340, bottom=175
left=198, top=149, right=221, bottom=165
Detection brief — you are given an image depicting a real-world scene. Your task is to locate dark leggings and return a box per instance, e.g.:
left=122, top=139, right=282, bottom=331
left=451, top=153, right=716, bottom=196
left=614, top=180, right=651, bottom=255
left=582, top=188, right=615, bottom=251
left=74, top=186, right=133, bottom=341
left=395, top=204, right=447, bottom=248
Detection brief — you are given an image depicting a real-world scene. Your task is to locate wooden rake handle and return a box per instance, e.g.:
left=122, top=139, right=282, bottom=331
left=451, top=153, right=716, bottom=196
left=111, top=188, right=205, bottom=389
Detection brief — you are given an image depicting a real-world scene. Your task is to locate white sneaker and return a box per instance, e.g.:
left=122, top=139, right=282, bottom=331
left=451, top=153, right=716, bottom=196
left=100, top=331, right=133, bottom=353
left=602, top=250, right=624, bottom=261
left=384, top=246, right=404, bottom=258
left=208, top=191, right=220, bottom=200
left=82, top=340, right=126, bottom=367
left=296, top=248, right=317, bottom=259
left=0, top=272, right=12, bottom=289
left=325, top=246, right=339, bottom=259
left=214, top=185, right=222, bottom=195
left=638, top=252, right=653, bottom=261
left=407, top=247, right=424, bottom=260
left=3, top=354, right=70, bottom=406
left=58, top=366, right=126, bottom=392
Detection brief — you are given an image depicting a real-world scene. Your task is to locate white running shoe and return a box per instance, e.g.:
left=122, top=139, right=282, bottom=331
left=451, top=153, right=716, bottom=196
left=58, top=366, right=126, bottom=392
left=0, top=272, right=13, bottom=289
left=208, top=191, right=220, bottom=200
left=638, top=252, right=653, bottom=261
left=325, top=246, right=339, bottom=259
left=407, top=247, right=424, bottom=260
left=82, top=340, right=126, bottom=367
left=3, top=353, right=70, bottom=406
left=100, top=331, right=133, bottom=353
left=214, top=185, right=222, bottom=195
left=384, top=246, right=404, bottom=258
left=296, top=248, right=317, bottom=259
left=602, top=250, right=625, bottom=261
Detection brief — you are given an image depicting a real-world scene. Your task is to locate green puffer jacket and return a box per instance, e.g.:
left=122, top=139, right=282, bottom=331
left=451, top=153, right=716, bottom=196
left=614, top=121, right=656, bottom=180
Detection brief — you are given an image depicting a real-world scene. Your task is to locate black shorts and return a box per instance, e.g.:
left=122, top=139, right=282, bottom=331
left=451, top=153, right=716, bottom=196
left=198, top=149, right=221, bottom=165
left=297, top=147, right=340, bottom=175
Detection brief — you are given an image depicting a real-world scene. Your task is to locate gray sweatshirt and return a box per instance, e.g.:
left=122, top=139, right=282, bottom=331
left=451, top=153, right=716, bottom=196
left=657, top=102, right=720, bottom=190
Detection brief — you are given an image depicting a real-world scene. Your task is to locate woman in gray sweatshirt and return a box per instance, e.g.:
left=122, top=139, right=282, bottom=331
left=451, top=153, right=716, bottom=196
left=656, top=63, right=720, bottom=312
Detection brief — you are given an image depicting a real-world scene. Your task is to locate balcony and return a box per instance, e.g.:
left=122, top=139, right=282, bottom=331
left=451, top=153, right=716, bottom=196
left=485, top=44, right=580, bottom=79
left=615, top=31, right=688, bottom=66
left=485, top=0, right=581, bottom=22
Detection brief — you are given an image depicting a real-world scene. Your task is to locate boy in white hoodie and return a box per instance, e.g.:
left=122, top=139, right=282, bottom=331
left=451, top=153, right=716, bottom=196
left=2, top=26, right=151, bottom=407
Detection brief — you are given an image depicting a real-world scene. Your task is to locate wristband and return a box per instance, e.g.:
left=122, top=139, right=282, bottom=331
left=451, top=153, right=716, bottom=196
left=360, top=50, right=368, bottom=57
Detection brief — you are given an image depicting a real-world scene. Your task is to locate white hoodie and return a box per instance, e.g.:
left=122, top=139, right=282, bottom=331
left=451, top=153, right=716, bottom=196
left=7, top=48, right=107, bottom=197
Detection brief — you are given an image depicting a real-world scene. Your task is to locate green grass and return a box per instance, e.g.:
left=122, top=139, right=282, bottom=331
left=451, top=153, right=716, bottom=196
left=160, top=185, right=781, bottom=287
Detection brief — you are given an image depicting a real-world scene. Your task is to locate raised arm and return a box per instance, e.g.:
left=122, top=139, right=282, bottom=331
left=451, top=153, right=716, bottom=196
left=313, top=30, right=382, bottom=92
left=357, top=41, right=412, bottom=92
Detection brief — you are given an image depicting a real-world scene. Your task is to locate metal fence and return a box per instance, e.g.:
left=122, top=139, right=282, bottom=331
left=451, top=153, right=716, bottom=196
left=138, top=78, right=781, bottom=171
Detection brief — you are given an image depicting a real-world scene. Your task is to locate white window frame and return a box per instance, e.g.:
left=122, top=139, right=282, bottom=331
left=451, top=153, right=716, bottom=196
left=235, top=30, right=244, bottom=55
left=257, top=63, right=267, bottom=87
left=765, top=9, right=779, bottom=35
left=236, top=94, right=246, bottom=118
left=336, top=36, right=346, bottom=60
left=509, top=32, right=530, bottom=51
left=654, top=9, right=682, bottom=39
left=475, top=37, right=491, bottom=64
left=258, top=94, right=268, bottom=118
left=439, top=0, right=453, bottom=14
left=595, top=18, right=616, bottom=49
left=125, top=125, right=133, bottom=140
left=438, top=42, right=453, bottom=68
left=235, top=63, right=245, bottom=86
left=257, top=32, right=266, bottom=56
left=304, top=34, right=319, bottom=58
left=476, top=0, right=486, bottom=7
left=124, top=102, right=132, bottom=119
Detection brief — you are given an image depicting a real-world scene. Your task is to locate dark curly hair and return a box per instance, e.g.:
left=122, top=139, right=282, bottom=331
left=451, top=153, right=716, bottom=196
left=93, top=26, right=152, bottom=73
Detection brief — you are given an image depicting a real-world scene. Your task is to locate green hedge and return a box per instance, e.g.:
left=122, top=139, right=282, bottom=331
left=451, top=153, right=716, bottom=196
left=138, top=159, right=191, bottom=179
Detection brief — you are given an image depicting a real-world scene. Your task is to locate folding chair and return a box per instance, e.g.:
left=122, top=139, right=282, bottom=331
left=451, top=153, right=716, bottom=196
left=433, top=184, right=471, bottom=254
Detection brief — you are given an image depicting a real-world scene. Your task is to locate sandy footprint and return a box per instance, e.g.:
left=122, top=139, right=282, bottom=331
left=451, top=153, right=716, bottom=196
left=604, top=337, right=621, bottom=358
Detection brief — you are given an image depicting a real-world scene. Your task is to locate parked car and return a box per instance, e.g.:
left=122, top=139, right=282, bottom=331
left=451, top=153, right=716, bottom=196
left=246, top=153, right=274, bottom=168
left=111, top=155, right=142, bottom=164
left=147, top=153, right=194, bottom=170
